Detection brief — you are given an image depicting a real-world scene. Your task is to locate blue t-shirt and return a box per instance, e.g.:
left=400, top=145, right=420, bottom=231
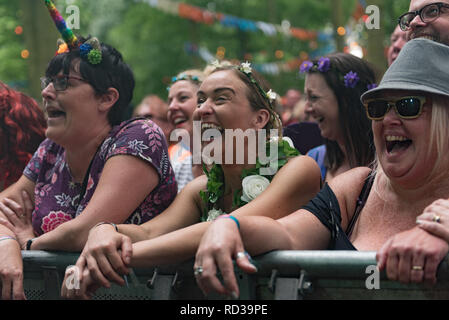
left=307, top=144, right=327, bottom=180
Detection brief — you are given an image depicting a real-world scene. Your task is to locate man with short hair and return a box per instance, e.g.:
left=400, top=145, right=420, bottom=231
left=387, top=25, right=407, bottom=66
left=399, top=0, right=449, bottom=45
left=134, top=95, right=174, bottom=144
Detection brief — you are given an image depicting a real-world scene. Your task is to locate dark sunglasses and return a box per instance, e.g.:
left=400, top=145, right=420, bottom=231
left=398, top=2, right=449, bottom=31
left=40, top=75, right=88, bottom=91
left=363, top=96, right=427, bottom=121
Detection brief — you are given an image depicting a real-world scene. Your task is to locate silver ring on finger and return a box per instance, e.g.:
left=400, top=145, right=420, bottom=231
left=433, top=215, right=441, bottom=223
left=194, top=266, right=203, bottom=277
left=411, top=265, right=423, bottom=271
left=236, top=252, right=246, bottom=260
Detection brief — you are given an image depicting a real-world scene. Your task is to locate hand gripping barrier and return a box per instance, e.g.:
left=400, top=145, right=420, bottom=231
left=13, top=250, right=449, bottom=300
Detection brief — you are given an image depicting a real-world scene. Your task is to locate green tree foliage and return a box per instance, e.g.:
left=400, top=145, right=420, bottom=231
left=0, top=1, right=27, bottom=88
left=105, top=0, right=343, bottom=105
left=0, top=0, right=414, bottom=106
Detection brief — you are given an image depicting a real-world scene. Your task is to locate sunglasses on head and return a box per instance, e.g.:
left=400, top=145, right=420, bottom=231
left=363, top=96, right=427, bottom=121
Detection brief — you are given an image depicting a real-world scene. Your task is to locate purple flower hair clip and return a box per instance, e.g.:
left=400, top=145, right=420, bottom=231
left=299, top=57, right=331, bottom=74
left=344, top=71, right=360, bottom=88
left=299, top=61, right=314, bottom=73
left=317, top=57, right=331, bottom=72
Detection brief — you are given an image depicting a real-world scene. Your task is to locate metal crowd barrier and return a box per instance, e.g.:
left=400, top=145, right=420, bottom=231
left=19, top=250, right=449, bottom=300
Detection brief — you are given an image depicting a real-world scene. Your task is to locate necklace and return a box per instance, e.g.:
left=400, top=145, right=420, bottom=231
left=200, top=137, right=299, bottom=221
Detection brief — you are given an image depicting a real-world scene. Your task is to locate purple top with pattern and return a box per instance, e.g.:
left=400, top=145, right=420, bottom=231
left=24, top=118, right=177, bottom=236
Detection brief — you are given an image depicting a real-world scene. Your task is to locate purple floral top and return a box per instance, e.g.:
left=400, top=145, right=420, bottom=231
left=24, top=118, right=177, bottom=236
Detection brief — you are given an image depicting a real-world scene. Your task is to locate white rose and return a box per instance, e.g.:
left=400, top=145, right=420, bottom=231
left=241, top=175, right=270, bottom=203
left=207, top=208, right=225, bottom=221
left=282, top=136, right=295, bottom=148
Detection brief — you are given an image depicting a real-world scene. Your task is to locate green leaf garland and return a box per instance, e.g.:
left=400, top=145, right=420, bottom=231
left=200, top=138, right=300, bottom=221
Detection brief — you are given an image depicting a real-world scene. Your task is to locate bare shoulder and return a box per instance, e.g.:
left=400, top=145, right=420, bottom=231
left=268, top=155, right=322, bottom=204
left=328, top=167, right=372, bottom=223
left=329, top=167, right=371, bottom=196
left=277, top=155, right=321, bottom=181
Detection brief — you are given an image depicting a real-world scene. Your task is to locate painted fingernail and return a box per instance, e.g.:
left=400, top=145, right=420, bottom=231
left=230, top=291, right=238, bottom=299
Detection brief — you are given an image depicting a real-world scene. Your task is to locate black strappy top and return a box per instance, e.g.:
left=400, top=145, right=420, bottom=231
left=302, top=172, right=375, bottom=250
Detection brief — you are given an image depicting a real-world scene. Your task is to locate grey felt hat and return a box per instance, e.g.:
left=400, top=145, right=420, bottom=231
left=361, top=38, right=449, bottom=103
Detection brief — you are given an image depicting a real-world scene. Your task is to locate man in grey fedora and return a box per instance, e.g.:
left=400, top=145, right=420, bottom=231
left=398, top=0, right=449, bottom=45
left=362, top=38, right=449, bottom=101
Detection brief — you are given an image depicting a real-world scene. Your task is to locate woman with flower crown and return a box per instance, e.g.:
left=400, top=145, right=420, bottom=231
left=302, top=53, right=377, bottom=182
left=166, top=68, right=207, bottom=192
left=61, top=61, right=321, bottom=299
left=194, top=39, right=449, bottom=297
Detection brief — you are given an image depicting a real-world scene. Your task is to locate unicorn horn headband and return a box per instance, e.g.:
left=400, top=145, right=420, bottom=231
left=44, top=0, right=78, bottom=49
left=44, top=0, right=103, bottom=65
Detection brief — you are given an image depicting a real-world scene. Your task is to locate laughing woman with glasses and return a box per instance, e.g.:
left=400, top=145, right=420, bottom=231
left=194, top=38, right=449, bottom=297
left=0, top=3, right=177, bottom=300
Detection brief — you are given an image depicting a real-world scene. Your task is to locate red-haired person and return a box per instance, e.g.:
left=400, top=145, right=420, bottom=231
left=0, top=82, right=46, bottom=191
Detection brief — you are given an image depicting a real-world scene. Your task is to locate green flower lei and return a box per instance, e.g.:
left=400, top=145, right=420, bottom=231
left=199, top=138, right=300, bottom=222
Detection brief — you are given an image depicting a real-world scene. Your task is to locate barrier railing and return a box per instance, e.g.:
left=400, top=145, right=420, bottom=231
left=19, top=250, right=449, bottom=300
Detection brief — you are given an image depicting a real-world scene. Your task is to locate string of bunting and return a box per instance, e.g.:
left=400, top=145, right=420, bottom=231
left=137, top=0, right=333, bottom=43
left=184, top=42, right=334, bottom=76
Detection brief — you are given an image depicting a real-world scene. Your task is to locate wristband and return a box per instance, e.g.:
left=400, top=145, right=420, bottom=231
left=26, top=237, right=36, bottom=250
left=216, top=214, right=240, bottom=230
left=93, top=221, right=119, bottom=232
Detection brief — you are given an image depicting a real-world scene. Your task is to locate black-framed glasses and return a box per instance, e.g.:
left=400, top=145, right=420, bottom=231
left=40, top=75, right=88, bottom=91
left=363, top=96, right=427, bottom=121
left=398, top=2, right=449, bottom=31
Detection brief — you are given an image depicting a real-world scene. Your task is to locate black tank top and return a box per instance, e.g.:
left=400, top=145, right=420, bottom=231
left=302, top=172, right=375, bottom=250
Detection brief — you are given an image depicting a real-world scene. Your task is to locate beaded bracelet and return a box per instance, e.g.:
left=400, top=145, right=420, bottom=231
left=216, top=214, right=240, bottom=230
left=0, top=236, right=18, bottom=243
left=92, top=221, right=119, bottom=232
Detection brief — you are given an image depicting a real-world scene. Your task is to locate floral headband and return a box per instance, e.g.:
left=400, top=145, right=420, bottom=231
left=300, top=57, right=377, bottom=90
left=210, top=60, right=282, bottom=129
left=237, top=61, right=282, bottom=129
left=44, top=0, right=102, bottom=65
left=236, top=61, right=278, bottom=104
left=166, top=73, right=201, bottom=91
